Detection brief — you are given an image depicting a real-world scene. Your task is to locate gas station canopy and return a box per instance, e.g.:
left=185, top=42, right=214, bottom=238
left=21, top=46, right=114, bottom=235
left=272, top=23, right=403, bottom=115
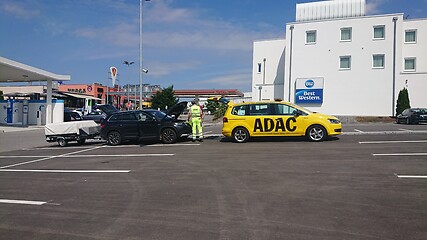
left=0, top=56, right=70, bottom=82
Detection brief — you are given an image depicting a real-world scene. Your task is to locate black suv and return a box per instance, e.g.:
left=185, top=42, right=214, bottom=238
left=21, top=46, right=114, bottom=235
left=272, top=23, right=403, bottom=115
left=100, top=102, right=191, bottom=145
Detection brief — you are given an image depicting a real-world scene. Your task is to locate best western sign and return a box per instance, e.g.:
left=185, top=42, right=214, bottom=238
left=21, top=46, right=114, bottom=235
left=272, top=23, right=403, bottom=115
left=295, top=77, right=324, bottom=104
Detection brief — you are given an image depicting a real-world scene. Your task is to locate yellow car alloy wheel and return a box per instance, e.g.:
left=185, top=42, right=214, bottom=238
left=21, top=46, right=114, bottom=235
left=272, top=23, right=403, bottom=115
left=232, top=127, right=250, bottom=143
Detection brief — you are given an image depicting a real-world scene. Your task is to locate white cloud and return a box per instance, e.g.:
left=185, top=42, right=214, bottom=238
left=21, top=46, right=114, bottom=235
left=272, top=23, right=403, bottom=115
left=366, top=0, right=388, bottom=14
left=195, top=72, right=252, bottom=88
left=0, top=1, right=40, bottom=19
left=73, top=0, right=278, bottom=53
left=146, top=61, right=200, bottom=77
left=73, top=23, right=138, bottom=48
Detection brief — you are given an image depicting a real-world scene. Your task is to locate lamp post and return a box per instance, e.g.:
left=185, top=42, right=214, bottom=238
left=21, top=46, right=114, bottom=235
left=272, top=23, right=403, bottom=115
left=123, top=60, right=134, bottom=109
left=139, top=0, right=150, bottom=109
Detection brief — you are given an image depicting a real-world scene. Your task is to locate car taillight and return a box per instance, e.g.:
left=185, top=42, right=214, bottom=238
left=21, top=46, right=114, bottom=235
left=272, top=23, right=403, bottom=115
left=223, top=117, right=228, bottom=123
left=100, top=121, right=105, bottom=129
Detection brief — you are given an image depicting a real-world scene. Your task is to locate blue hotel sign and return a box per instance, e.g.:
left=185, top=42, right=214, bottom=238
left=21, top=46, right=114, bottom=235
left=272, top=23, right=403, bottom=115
left=295, top=77, right=324, bottom=104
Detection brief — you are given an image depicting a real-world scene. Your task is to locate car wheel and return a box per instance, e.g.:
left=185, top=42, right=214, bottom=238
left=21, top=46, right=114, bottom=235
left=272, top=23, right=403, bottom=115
left=58, top=138, right=67, bottom=147
left=232, top=127, right=249, bottom=143
left=161, top=128, right=177, bottom=144
left=107, top=131, right=122, bottom=146
left=77, top=139, right=86, bottom=145
left=306, top=125, right=327, bottom=142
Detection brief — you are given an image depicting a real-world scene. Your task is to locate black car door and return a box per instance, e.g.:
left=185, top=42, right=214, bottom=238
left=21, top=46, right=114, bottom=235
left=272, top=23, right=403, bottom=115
left=117, top=112, right=139, bottom=140
left=136, top=112, right=159, bottom=139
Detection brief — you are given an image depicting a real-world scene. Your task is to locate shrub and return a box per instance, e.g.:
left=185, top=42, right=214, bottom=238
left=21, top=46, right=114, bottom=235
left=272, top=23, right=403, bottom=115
left=396, top=88, right=411, bottom=116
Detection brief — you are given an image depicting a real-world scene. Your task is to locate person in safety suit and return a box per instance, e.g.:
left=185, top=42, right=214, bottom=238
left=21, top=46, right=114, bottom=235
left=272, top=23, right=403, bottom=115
left=187, top=100, right=204, bottom=142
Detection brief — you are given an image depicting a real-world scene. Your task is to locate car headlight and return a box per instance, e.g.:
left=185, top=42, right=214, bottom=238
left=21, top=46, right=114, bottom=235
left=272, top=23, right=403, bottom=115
left=328, top=118, right=341, bottom=124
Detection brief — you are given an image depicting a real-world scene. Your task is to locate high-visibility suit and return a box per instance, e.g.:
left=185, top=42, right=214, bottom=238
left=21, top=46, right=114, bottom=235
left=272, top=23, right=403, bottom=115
left=189, top=104, right=203, bottom=141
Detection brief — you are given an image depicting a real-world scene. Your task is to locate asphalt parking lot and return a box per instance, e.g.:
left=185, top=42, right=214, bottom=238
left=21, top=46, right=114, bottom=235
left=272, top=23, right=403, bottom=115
left=0, top=123, right=426, bottom=239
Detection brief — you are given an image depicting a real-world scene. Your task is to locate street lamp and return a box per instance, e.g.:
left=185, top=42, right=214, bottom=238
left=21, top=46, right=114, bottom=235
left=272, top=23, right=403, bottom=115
left=140, top=0, right=150, bottom=109
left=123, top=60, right=134, bottom=109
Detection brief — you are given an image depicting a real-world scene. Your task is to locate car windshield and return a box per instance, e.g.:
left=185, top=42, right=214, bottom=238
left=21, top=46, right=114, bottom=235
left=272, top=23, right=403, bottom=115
left=287, top=103, right=313, bottom=114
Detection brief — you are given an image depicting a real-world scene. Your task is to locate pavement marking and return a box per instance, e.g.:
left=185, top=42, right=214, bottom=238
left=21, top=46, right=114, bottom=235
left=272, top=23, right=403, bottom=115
left=23, top=146, right=96, bottom=150
left=107, top=144, right=199, bottom=148
left=343, top=130, right=427, bottom=135
left=399, top=128, right=412, bottom=132
left=63, top=154, right=175, bottom=157
left=395, top=175, right=427, bottom=179
left=354, top=129, right=364, bottom=133
left=373, top=153, right=427, bottom=156
left=0, top=199, right=46, bottom=205
left=147, top=144, right=199, bottom=147
left=360, top=140, right=427, bottom=144
left=0, top=146, right=103, bottom=169
left=0, top=156, right=53, bottom=158
left=0, top=169, right=130, bottom=173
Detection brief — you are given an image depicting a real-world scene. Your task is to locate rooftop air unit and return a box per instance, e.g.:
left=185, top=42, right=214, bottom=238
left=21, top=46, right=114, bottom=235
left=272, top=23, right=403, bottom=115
left=296, top=0, right=366, bottom=22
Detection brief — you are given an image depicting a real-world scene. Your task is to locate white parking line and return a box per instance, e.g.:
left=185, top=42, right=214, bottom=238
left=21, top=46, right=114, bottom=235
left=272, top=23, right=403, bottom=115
left=359, top=140, right=427, bottom=144
left=63, top=154, right=174, bottom=157
left=0, top=156, right=52, bottom=158
left=146, top=144, right=199, bottom=147
left=396, top=175, right=427, bottom=179
left=25, top=146, right=96, bottom=150
left=399, top=128, right=413, bottom=132
left=0, top=169, right=130, bottom=173
left=373, top=153, right=427, bottom=156
left=107, top=144, right=199, bottom=147
left=343, top=130, right=427, bottom=135
left=0, top=146, right=104, bottom=169
left=354, top=129, right=364, bottom=133
left=0, top=199, right=46, bottom=205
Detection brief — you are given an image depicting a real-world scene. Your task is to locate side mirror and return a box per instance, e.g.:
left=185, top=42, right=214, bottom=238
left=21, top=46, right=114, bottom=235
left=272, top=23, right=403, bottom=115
left=294, top=110, right=302, bottom=117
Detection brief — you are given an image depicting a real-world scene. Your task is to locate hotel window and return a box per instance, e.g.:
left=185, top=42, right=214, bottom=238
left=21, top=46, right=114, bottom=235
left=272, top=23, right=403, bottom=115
left=340, top=27, right=352, bottom=41
left=257, top=63, right=262, bottom=73
left=404, top=58, right=416, bottom=71
left=306, top=30, right=317, bottom=44
left=373, top=54, right=385, bottom=68
left=405, top=30, right=417, bottom=43
left=373, top=25, right=385, bottom=39
left=339, top=56, right=351, bottom=70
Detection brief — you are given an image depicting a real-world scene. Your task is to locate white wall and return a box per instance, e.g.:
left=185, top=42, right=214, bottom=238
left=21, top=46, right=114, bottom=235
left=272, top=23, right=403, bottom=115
left=400, top=19, right=427, bottom=108
left=252, top=39, right=286, bottom=101
left=253, top=5, right=427, bottom=116
left=284, top=14, right=403, bottom=116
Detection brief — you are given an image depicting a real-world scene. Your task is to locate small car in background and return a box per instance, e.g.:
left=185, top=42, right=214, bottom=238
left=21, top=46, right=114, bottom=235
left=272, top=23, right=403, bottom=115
left=82, top=104, right=118, bottom=123
left=396, top=108, right=427, bottom=124
left=100, top=102, right=191, bottom=145
left=64, top=109, right=82, bottom=122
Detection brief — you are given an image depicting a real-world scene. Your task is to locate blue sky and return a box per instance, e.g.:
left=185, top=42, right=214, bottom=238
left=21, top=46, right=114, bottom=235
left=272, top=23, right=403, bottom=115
left=1, top=0, right=426, bottom=92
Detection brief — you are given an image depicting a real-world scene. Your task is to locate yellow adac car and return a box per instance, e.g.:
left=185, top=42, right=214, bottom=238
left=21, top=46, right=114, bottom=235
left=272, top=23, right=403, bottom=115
left=209, top=97, right=342, bottom=143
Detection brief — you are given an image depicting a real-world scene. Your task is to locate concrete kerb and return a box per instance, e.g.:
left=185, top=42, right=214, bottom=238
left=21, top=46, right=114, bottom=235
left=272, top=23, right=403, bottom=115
left=0, top=125, right=44, bottom=133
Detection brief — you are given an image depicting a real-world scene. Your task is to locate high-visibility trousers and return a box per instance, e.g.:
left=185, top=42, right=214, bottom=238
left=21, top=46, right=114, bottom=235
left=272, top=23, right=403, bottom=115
left=191, top=117, right=203, bottom=139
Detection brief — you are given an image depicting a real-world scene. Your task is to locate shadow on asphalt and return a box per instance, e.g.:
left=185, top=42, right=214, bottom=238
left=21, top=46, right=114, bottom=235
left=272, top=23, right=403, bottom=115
left=219, top=136, right=341, bottom=143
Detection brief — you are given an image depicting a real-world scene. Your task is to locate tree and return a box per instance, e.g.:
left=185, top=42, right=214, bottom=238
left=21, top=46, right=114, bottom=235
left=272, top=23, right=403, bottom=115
left=396, top=87, right=411, bottom=116
left=206, top=99, right=228, bottom=120
left=150, top=86, right=178, bottom=110
left=213, top=103, right=227, bottom=120
left=206, top=100, right=220, bottom=113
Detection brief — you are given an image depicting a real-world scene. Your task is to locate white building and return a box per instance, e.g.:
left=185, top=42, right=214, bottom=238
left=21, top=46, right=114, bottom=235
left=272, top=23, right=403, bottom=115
left=253, top=0, right=427, bottom=116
